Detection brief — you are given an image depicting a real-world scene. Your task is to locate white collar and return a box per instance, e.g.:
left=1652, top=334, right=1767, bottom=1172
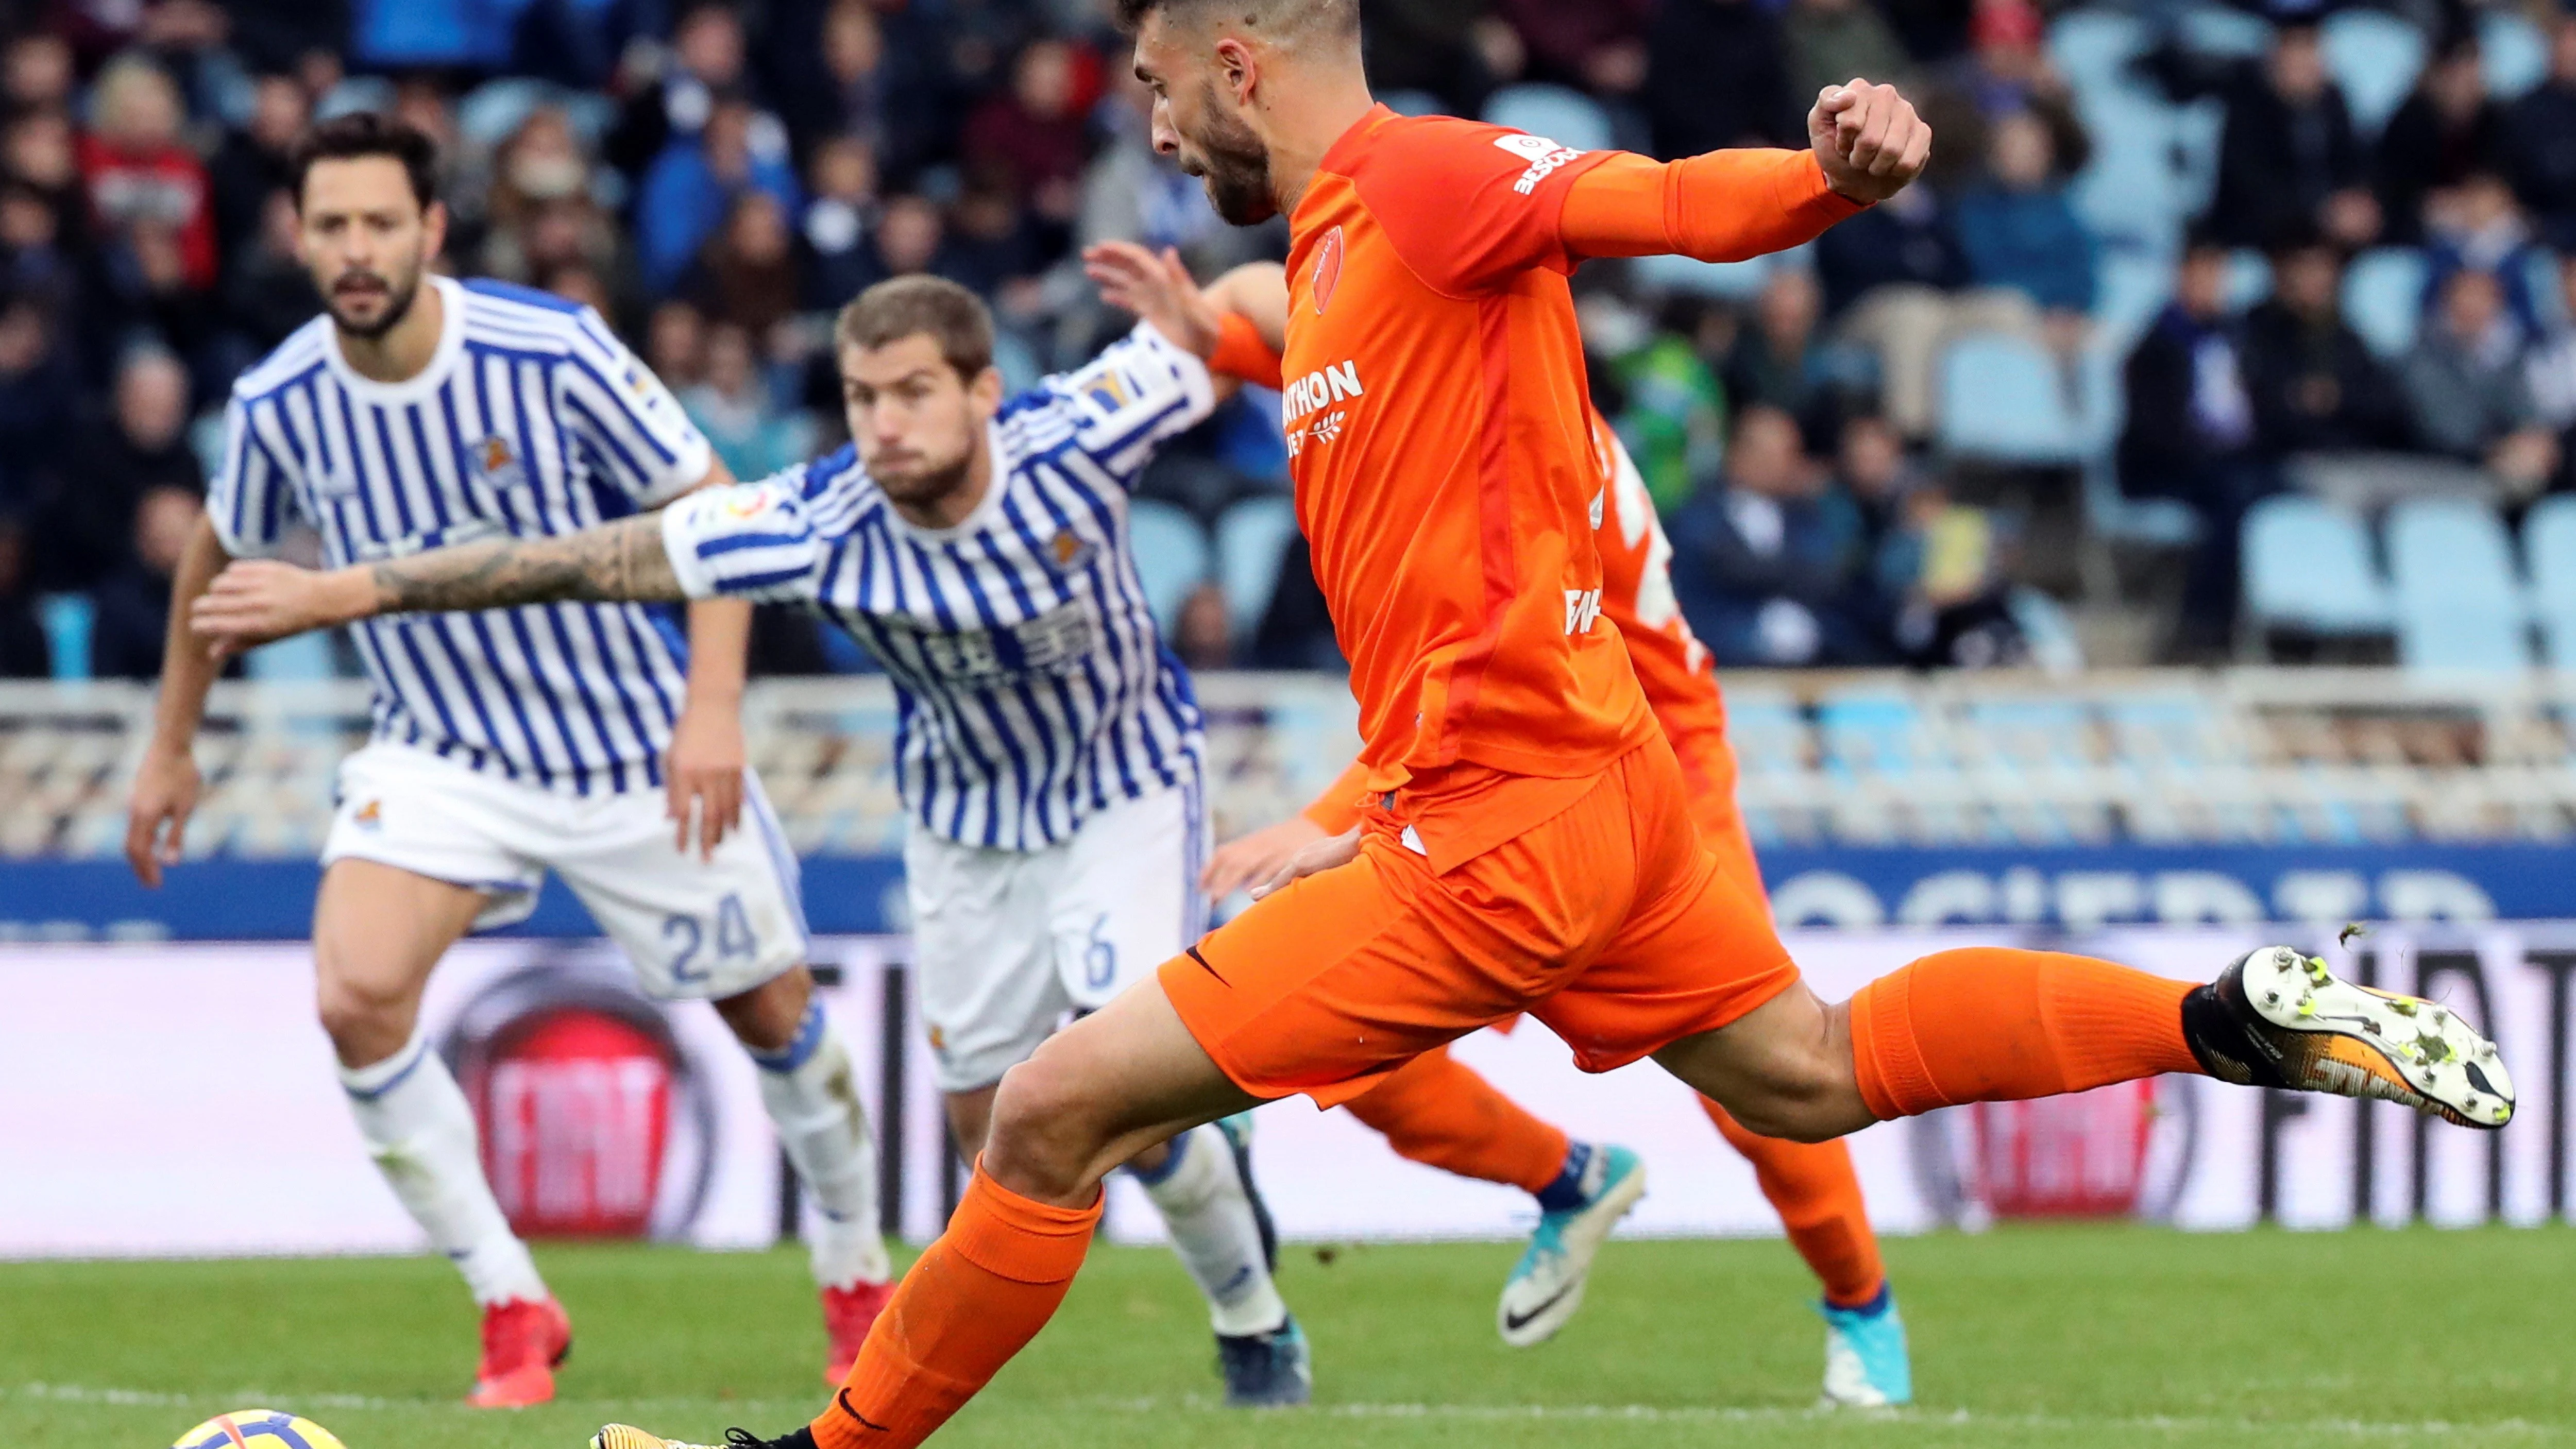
left=322, top=274, right=468, bottom=404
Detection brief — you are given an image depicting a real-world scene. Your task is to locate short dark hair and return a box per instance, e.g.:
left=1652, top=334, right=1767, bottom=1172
left=289, top=110, right=440, bottom=213
left=1111, top=0, right=1360, bottom=40
left=835, top=275, right=995, bottom=380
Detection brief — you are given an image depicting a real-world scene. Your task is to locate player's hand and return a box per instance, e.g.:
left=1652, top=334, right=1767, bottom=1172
left=191, top=561, right=374, bottom=657
left=1201, top=814, right=1328, bottom=899
left=1084, top=241, right=1222, bottom=359
left=666, top=697, right=746, bottom=860
left=124, top=743, right=201, bottom=888
left=1809, top=79, right=1931, bottom=206
left=1249, top=825, right=1363, bottom=900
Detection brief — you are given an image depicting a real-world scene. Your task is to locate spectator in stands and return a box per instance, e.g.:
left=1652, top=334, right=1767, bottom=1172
left=2119, top=237, right=2268, bottom=659
left=1645, top=0, right=1798, bottom=158
left=0, top=293, right=76, bottom=515
left=1078, top=72, right=1270, bottom=289
left=801, top=135, right=880, bottom=311
left=86, top=482, right=200, bottom=679
left=647, top=297, right=707, bottom=390
left=1722, top=265, right=1841, bottom=449
left=773, top=0, right=950, bottom=187
left=208, top=73, right=307, bottom=260
left=944, top=182, right=1048, bottom=313
left=77, top=55, right=216, bottom=294
left=0, top=513, right=48, bottom=678
left=682, top=320, right=815, bottom=483
left=7, top=108, right=86, bottom=241
left=2401, top=266, right=2560, bottom=500
left=1598, top=296, right=1724, bottom=513
left=1835, top=410, right=1921, bottom=554
left=608, top=3, right=783, bottom=181
left=1952, top=110, right=2095, bottom=356
left=2241, top=230, right=2410, bottom=457
left=1920, top=0, right=2089, bottom=190
left=2, top=31, right=75, bottom=116
left=963, top=39, right=1094, bottom=232
left=2423, top=173, right=2547, bottom=338
left=0, top=179, right=91, bottom=358
left=1173, top=582, right=1233, bottom=671
left=854, top=193, right=955, bottom=292
left=1824, top=179, right=2057, bottom=440
left=2376, top=35, right=2503, bottom=246
left=1250, top=532, right=1341, bottom=671
left=636, top=92, right=802, bottom=294
left=2529, top=253, right=2576, bottom=490
left=1498, top=0, right=1651, bottom=97
left=1669, top=404, right=1873, bottom=667
left=218, top=190, right=320, bottom=357
left=1784, top=0, right=1914, bottom=116
left=2205, top=19, right=2377, bottom=251
left=1875, top=473, right=2025, bottom=668
left=682, top=190, right=802, bottom=339
left=481, top=107, right=627, bottom=309
left=2502, top=13, right=2576, bottom=253
left=35, top=345, right=200, bottom=594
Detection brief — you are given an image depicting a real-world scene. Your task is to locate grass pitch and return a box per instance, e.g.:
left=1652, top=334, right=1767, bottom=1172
left=3, top=1224, right=2569, bottom=1448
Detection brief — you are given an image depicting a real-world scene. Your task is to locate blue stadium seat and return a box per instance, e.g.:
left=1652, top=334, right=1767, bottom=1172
left=1125, top=499, right=1210, bottom=636
left=2341, top=248, right=2428, bottom=358
left=2178, top=4, right=2272, bottom=58
left=2531, top=249, right=2570, bottom=332
left=2225, top=249, right=2273, bottom=310
left=2094, top=246, right=2176, bottom=351
left=1630, top=251, right=1782, bottom=302
left=2241, top=495, right=2394, bottom=635
left=245, top=635, right=340, bottom=681
left=1720, top=687, right=1809, bottom=774
left=1480, top=84, right=1614, bottom=152
left=2069, top=92, right=2189, bottom=248
left=2048, top=9, right=2151, bottom=98
left=2386, top=498, right=2530, bottom=671
left=2321, top=9, right=2427, bottom=135
left=1377, top=89, right=1449, bottom=118
left=1213, top=495, right=1299, bottom=648
left=1818, top=689, right=1927, bottom=778
left=1936, top=332, right=2084, bottom=466
left=2523, top=494, right=2576, bottom=617
left=37, top=594, right=92, bottom=681
left=2481, top=10, right=2551, bottom=98
left=2074, top=339, right=2202, bottom=570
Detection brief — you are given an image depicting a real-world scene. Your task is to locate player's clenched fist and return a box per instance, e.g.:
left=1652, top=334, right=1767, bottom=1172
left=1809, top=80, right=1930, bottom=205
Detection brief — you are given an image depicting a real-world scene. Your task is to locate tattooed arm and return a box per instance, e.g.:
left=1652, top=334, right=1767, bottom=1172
left=190, top=513, right=685, bottom=652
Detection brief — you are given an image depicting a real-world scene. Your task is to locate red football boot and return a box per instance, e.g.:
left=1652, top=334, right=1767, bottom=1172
left=820, top=1279, right=896, bottom=1384
left=468, top=1297, right=572, bottom=1408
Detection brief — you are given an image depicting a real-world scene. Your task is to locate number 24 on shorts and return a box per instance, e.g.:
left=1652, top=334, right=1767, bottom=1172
left=664, top=893, right=758, bottom=983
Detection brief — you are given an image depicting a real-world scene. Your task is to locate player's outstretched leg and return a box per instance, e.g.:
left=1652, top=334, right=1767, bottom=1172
left=1660, top=945, right=2514, bottom=1152
left=315, top=861, right=569, bottom=1410
left=1699, top=1102, right=1906, bottom=1408
left=715, top=973, right=896, bottom=1384
left=592, top=979, right=1267, bottom=1449
left=1126, top=1117, right=1309, bottom=1405
left=1343, top=1046, right=1643, bottom=1347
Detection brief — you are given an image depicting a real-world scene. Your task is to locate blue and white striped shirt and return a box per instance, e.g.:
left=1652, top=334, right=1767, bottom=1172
left=664, top=322, right=1215, bottom=850
left=210, top=276, right=716, bottom=795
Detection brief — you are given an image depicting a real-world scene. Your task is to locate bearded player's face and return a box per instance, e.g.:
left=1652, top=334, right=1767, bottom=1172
left=297, top=157, right=445, bottom=340
left=1132, top=17, right=1278, bottom=226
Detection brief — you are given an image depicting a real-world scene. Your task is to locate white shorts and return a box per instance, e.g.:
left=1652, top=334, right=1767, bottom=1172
left=321, top=741, right=808, bottom=1000
left=904, top=783, right=1205, bottom=1093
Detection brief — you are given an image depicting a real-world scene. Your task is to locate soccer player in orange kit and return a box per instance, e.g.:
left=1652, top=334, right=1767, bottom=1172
left=1104, top=248, right=1905, bottom=1404
left=198, top=2, right=2506, bottom=1442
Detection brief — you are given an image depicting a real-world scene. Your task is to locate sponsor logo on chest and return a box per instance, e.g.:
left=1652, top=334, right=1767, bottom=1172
left=1281, top=360, right=1363, bottom=458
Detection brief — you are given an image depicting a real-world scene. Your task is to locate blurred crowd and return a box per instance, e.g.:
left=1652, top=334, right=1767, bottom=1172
left=0, top=0, right=2571, bottom=683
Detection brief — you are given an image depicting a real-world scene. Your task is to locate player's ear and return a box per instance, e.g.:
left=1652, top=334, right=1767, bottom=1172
left=1214, top=36, right=1255, bottom=106
left=967, top=364, right=1005, bottom=419
left=422, top=199, right=449, bottom=263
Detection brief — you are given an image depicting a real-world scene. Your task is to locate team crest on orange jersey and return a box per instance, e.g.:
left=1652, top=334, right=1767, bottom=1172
left=1312, top=226, right=1344, bottom=315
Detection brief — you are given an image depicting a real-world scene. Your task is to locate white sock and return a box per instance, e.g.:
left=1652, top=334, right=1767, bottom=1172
left=752, top=1002, right=890, bottom=1289
left=1131, top=1124, right=1289, bottom=1338
left=341, top=1035, right=547, bottom=1308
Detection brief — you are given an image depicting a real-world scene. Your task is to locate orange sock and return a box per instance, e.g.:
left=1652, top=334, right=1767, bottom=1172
left=1700, top=1097, right=1884, bottom=1307
left=1850, top=948, right=2203, bottom=1120
left=813, top=1166, right=1098, bottom=1449
left=1344, top=1045, right=1571, bottom=1194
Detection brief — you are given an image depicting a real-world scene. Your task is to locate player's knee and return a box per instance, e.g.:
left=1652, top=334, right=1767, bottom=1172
left=981, top=1049, right=1118, bottom=1199
left=313, top=968, right=416, bottom=1062
left=1727, top=1049, right=1862, bottom=1143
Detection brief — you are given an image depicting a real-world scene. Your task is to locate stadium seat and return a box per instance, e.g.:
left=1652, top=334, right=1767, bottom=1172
left=1213, top=495, right=1299, bottom=648
left=36, top=594, right=92, bottom=681
left=2241, top=495, right=2394, bottom=636
left=2523, top=494, right=2576, bottom=617
left=2094, top=246, right=2176, bottom=351
left=2531, top=249, right=2570, bottom=332
left=1480, top=84, right=1613, bottom=152
left=2481, top=10, right=2551, bottom=98
left=2321, top=9, right=2427, bottom=135
left=1936, top=332, right=2085, bottom=466
left=2069, top=92, right=2189, bottom=249
left=1124, top=499, right=1210, bottom=636
left=1629, top=251, right=1775, bottom=302
left=2341, top=248, right=2428, bottom=358
left=2047, top=9, right=2151, bottom=98
left=2008, top=587, right=2088, bottom=673
left=2171, top=97, right=2227, bottom=214
left=2177, top=4, right=2272, bottom=58
left=459, top=77, right=558, bottom=149
left=1376, top=88, right=1448, bottom=118
left=2386, top=498, right=2531, bottom=671
left=245, top=635, right=341, bottom=682
left=1818, top=688, right=1929, bottom=778
left=2225, top=249, right=2273, bottom=310
left=2073, top=338, right=2202, bottom=592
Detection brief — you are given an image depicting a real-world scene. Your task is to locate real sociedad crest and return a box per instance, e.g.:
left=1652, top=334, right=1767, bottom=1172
left=469, top=433, right=527, bottom=490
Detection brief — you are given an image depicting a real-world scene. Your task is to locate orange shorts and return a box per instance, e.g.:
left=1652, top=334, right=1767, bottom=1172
left=1160, top=739, right=1799, bottom=1107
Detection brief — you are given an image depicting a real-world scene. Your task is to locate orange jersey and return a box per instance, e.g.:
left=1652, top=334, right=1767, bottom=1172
left=1281, top=106, right=1657, bottom=866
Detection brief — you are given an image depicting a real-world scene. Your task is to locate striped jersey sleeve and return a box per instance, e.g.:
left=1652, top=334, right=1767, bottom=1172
left=1036, top=321, right=1218, bottom=485
left=556, top=305, right=715, bottom=507
left=662, top=471, right=823, bottom=602
left=207, top=386, right=304, bottom=558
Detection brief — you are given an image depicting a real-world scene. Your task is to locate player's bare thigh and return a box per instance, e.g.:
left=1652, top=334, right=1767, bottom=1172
left=1652, top=982, right=1875, bottom=1144
left=311, top=858, right=488, bottom=1068
left=982, top=976, right=1260, bottom=1206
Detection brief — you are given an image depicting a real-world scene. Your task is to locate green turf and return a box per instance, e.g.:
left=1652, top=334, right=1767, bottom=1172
left=3, top=1224, right=2570, bottom=1448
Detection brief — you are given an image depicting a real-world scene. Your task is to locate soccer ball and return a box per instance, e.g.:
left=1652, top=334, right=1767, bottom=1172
left=170, top=1409, right=348, bottom=1449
